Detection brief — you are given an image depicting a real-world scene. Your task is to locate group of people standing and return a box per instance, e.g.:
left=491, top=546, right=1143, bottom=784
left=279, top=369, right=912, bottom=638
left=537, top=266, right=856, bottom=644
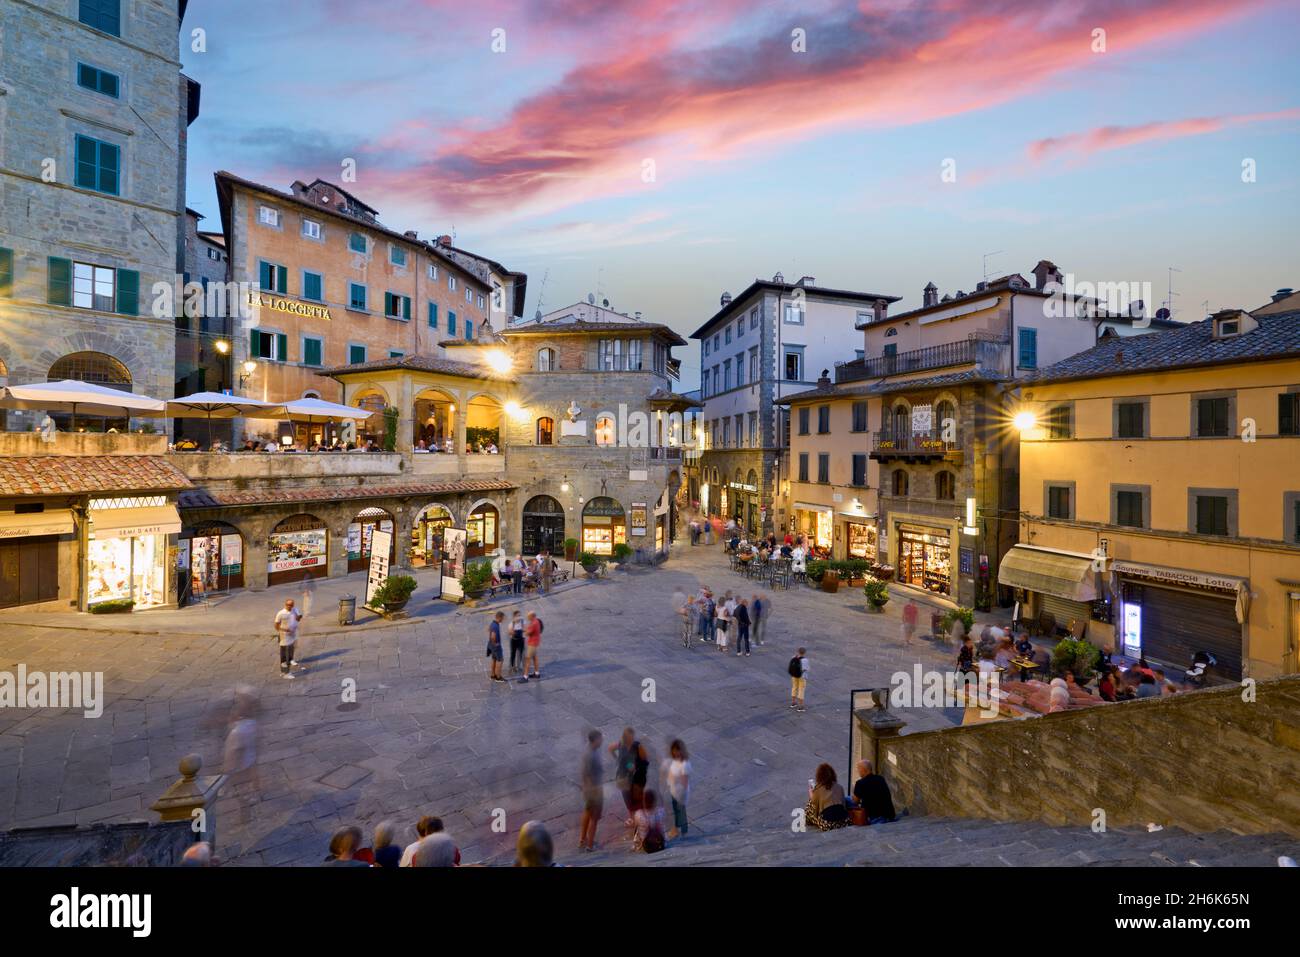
left=486, top=609, right=543, bottom=682
left=679, top=588, right=769, bottom=656
left=580, top=727, right=692, bottom=854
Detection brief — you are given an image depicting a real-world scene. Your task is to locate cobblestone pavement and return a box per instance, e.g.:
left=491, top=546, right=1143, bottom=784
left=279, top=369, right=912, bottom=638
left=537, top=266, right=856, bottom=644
left=4, top=540, right=1292, bottom=866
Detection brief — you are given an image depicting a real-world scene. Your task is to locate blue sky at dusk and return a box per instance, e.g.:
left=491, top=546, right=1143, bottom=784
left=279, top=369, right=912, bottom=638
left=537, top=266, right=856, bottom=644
left=181, top=0, right=1300, bottom=384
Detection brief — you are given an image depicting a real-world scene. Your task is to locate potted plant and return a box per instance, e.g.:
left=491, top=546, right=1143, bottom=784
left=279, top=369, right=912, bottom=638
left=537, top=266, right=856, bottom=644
left=563, top=538, right=579, bottom=561
left=372, top=574, right=417, bottom=612
left=577, top=551, right=605, bottom=576
left=864, top=577, right=889, bottom=611
left=805, top=559, right=828, bottom=583
left=1050, top=637, right=1100, bottom=683
left=611, top=542, right=634, bottom=567
left=941, top=606, right=976, bottom=638
left=459, top=561, right=494, bottom=600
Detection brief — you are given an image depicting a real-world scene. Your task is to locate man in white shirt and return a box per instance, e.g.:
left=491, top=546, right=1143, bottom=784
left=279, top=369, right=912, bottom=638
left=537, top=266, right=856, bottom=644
left=274, top=598, right=300, bottom=678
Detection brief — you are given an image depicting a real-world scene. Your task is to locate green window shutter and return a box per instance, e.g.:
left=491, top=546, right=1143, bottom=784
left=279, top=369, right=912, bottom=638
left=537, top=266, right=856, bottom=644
left=349, top=344, right=366, bottom=364
left=448, top=311, right=456, bottom=335
left=75, top=135, right=97, bottom=189
left=303, top=272, right=322, bottom=301
left=275, top=265, right=286, bottom=295
left=428, top=302, right=438, bottom=328
left=48, top=257, right=72, bottom=305
left=116, top=268, right=138, bottom=315
left=303, top=338, right=322, bottom=366
left=259, top=260, right=273, bottom=290
left=277, top=333, right=288, bottom=362
left=402, top=296, right=411, bottom=321
left=250, top=329, right=262, bottom=357
left=0, top=248, right=13, bottom=297
left=465, top=320, right=473, bottom=340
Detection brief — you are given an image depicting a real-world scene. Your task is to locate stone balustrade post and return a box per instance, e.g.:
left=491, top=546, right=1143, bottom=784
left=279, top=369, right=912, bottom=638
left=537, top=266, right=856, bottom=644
left=151, top=754, right=227, bottom=852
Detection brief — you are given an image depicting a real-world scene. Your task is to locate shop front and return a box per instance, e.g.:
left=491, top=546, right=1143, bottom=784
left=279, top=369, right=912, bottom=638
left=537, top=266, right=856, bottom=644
left=268, top=513, right=328, bottom=586
left=997, top=544, right=1100, bottom=636
left=466, top=502, right=499, bottom=558
left=180, top=521, right=244, bottom=602
left=793, top=502, right=832, bottom=551
left=347, top=506, right=395, bottom=573
left=521, top=495, right=565, bottom=556
left=411, top=504, right=454, bottom=568
left=844, top=518, right=878, bottom=561
left=86, top=497, right=181, bottom=610
left=581, top=497, right=626, bottom=556
left=1112, top=560, right=1247, bottom=680
left=0, top=509, right=74, bottom=609
left=895, top=522, right=952, bottom=596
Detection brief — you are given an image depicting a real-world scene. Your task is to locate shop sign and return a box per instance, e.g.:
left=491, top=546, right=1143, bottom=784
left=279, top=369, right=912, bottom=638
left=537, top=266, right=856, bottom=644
left=220, top=535, right=243, bottom=574
left=364, top=528, right=392, bottom=607
left=959, top=548, right=974, bottom=575
left=1110, top=560, right=1242, bottom=594
left=248, top=290, right=331, bottom=320
left=630, top=503, right=648, bottom=536
left=268, top=529, right=326, bottom=573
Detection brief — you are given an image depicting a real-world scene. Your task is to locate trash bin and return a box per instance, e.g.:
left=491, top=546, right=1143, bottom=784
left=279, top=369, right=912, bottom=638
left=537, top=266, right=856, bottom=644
left=338, top=595, right=356, bottom=626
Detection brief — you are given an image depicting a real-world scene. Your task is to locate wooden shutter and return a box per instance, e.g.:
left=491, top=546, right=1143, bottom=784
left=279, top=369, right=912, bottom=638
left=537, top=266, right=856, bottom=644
left=259, top=261, right=273, bottom=290
left=0, top=247, right=12, bottom=296
left=277, top=333, right=288, bottom=362
left=116, top=268, right=139, bottom=315
left=1279, top=393, right=1298, bottom=436
left=428, top=302, right=438, bottom=328
left=402, top=296, right=411, bottom=321
left=249, top=329, right=262, bottom=357
left=1019, top=328, right=1037, bottom=368
left=48, top=257, right=72, bottom=305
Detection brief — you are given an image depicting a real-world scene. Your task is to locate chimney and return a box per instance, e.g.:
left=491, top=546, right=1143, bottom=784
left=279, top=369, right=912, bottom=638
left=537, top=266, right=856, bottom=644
left=1272, top=287, right=1295, bottom=303
left=404, top=230, right=418, bottom=240
left=923, top=282, right=938, bottom=307
left=772, top=271, right=785, bottom=283
left=437, top=234, right=452, bottom=247
left=720, top=292, right=732, bottom=307
left=289, top=180, right=309, bottom=198
left=872, top=298, right=888, bottom=323
left=1032, top=259, right=1063, bottom=291
left=817, top=369, right=831, bottom=390
left=976, top=281, right=987, bottom=292
left=634, top=311, right=642, bottom=320
left=797, top=275, right=815, bottom=287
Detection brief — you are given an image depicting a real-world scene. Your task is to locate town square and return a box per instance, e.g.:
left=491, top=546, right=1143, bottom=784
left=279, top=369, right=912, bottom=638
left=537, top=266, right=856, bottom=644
left=0, top=0, right=1298, bottom=928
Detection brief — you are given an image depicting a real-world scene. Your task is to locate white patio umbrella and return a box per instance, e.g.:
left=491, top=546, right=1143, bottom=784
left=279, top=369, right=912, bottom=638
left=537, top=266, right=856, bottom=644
left=0, top=380, right=165, bottom=431
left=282, top=398, right=375, bottom=448
left=166, top=391, right=288, bottom=448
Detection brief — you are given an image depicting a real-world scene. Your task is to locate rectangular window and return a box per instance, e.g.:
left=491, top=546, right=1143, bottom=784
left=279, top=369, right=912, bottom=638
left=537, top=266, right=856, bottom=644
left=466, top=287, right=473, bottom=303
left=1195, top=495, right=1229, bottom=536
left=703, top=339, right=710, bottom=358
left=79, top=0, right=120, bottom=36
left=722, top=419, right=731, bottom=446
left=258, top=205, right=280, bottom=227
left=817, top=405, right=830, bottom=434
left=851, top=454, right=867, bottom=487
left=72, top=261, right=115, bottom=311
left=1277, top=392, right=1299, bottom=436
left=389, top=350, right=404, bottom=359
left=465, top=320, right=473, bottom=340
left=1046, top=405, right=1072, bottom=439
left=817, top=454, right=830, bottom=483
left=348, top=344, right=367, bottom=365
left=0, top=247, right=13, bottom=298
left=736, top=318, right=744, bottom=338
left=1116, top=490, right=1145, bottom=528
left=448, top=275, right=457, bottom=292
left=627, top=340, right=642, bottom=371
left=448, top=311, right=457, bottom=336
left=301, top=218, right=321, bottom=240
left=883, top=343, right=897, bottom=358
left=713, top=333, right=720, bottom=351
left=1116, top=401, right=1145, bottom=439
left=348, top=232, right=367, bottom=253
left=783, top=301, right=804, bottom=324
left=258, top=260, right=287, bottom=295
left=749, top=346, right=759, bottom=383
left=1048, top=485, right=1071, bottom=519
left=798, top=453, right=809, bottom=483
left=390, top=245, right=407, bottom=267
left=851, top=401, right=868, bottom=432
left=798, top=407, right=810, bottom=435
left=249, top=329, right=286, bottom=362
left=723, top=359, right=732, bottom=391
left=302, top=271, right=323, bottom=302
left=77, top=63, right=120, bottom=97
left=1018, top=327, right=1038, bottom=369
left=427, top=302, right=438, bottom=328
left=750, top=307, right=759, bottom=329
left=748, top=412, right=758, bottom=447
left=427, top=263, right=438, bottom=280
left=348, top=282, right=367, bottom=311
left=302, top=337, right=323, bottom=367
left=785, top=351, right=801, bottom=381
left=724, top=326, right=731, bottom=345
left=1196, top=396, right=1230, bottom=437
left=735, top=352, right=744, bottom=383
left=74, top=134, right=119, bottom=195
left=734, top=414, right=744, bottom=448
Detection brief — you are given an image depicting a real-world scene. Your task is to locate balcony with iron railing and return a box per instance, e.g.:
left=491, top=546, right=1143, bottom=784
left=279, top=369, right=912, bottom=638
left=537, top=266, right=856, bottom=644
left=870, top=428, right=963, bottom=461
left=836, top=333, right=1009, bottom=383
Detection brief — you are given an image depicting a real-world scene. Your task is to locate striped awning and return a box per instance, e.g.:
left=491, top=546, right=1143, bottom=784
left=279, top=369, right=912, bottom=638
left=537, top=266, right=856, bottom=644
left=998, top=545, right=1099, bottom=602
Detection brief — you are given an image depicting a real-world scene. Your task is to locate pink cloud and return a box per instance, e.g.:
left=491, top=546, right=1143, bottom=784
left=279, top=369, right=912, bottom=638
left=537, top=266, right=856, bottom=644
left=1027, top=108, right=1300, bottom=162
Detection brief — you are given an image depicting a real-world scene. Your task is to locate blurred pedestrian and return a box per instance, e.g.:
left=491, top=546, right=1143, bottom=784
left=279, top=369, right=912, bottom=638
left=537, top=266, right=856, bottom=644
left=523, top=610, right=542, bottom=680
left=751, top=592, right=768, bottom=646
left=789, top=646, right=809, bottom=712
left=515, top=820, right=556, bottom=867
left=273, top=598, right=301, bottom=678
left=633, top=790, right=666, bottom=853
left=486, top=611, right=505, bottom=682
left=372, top=820, right=402, bottom=868
left=508, top=610, right=526, bottom=674
left=665, top=739, right=691, bottom=839
left=902, top=598, right=919, bottom=646
left=734, top=597, right=751, bottom=656
left=610, top=727, right=649, bottom=828
left=579, top=729, right=604, bottom=852
left=322, top=826, right=369, bottom=866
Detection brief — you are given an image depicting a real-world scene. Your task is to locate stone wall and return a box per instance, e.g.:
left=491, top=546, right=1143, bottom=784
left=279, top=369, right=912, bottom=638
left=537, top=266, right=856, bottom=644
left=857, top=676, right=1300, bottom=837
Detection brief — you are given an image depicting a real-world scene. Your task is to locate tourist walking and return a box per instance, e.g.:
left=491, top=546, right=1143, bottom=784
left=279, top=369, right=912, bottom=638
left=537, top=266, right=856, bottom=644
left=486, top=611, right=505, bottom=682
left=274, top=598, right=301, bottom=678
left=540, top=551, right=553, bottom=594
left=579, top=730, right=604, bottom=851
left=734, top=597, right=751, bottom=656
left=715, top=594, right=731, bottom=652
left=788, top=646, right=809, bottom=711
left=665, top=739, right=691, bottom=839
left=508, top=610, right=526, bottom=674
left=698, top=589, right=715, bottom=642
left=901, top=597, right=919, bottom=645
left=751, top=593, right=768, bottom=646
left=610, top=727, right=649, bottom=828
left=522, top=610, right=542, bottom=680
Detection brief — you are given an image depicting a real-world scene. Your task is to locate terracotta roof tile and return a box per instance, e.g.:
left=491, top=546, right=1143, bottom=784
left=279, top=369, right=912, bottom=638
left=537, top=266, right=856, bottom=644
left=180, top=478, right=514, bottom=510
left=0, top=456, right=193, bottom=497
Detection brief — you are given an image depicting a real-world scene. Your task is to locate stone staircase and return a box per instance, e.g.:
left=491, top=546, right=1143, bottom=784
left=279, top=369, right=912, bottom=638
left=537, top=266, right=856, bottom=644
left=566, top=816, right=1300, bottom=868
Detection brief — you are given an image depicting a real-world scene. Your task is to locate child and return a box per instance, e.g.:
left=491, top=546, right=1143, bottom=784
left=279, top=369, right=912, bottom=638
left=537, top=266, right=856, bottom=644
left=789, top=647, right=808, bottom=712
left=633, top=789, right=666, bottom=853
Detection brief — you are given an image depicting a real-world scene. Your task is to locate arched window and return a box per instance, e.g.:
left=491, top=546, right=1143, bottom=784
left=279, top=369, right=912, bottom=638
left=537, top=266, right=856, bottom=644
left=536, top=416, right=554, bottom=445
left=935, top=400, right=956, bottom=439
left=537, top=348, right=556, bottom=371
left=935, top=470, right=955, bottom=500
left=892, top=404, right=909, bottom=439
left=49, top=351, right=131, bottom=389
left=595, top=415, right=615, bottom=446
left=892, top=469, right=909, bottom=496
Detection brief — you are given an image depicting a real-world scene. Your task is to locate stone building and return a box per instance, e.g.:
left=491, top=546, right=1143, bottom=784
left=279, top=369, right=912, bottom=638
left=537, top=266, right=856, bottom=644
left=689, top=275, right=898, bottom=537
left=0, top=0, right=198, bottom=431
left=173, top=207, right=231, bottom=407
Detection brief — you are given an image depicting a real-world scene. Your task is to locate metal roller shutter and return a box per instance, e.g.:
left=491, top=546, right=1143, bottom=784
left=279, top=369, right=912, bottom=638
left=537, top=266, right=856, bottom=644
left=1134, top=583, right=1242, bottom=681
left=1038, top=593, right=1091, bottom=632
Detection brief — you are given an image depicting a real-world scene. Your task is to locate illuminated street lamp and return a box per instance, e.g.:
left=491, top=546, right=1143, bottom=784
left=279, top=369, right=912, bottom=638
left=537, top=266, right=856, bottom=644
left=485, top=349, right=512, bottom=375
left=214, top=340, right=230, bottom=355
left=1013, top=410, right=1037, bottom=432
left=239, top=360, right=257, bottom=390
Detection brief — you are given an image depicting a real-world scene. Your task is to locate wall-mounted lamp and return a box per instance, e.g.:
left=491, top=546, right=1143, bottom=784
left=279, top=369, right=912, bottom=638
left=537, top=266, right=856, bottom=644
left=239, top=360, right=257, bottom=390
left=214, top=340, right=230, bottom=355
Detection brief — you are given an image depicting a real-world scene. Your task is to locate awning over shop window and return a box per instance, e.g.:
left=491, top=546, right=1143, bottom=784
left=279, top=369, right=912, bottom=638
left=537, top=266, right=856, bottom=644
left=794, top=502, right=833, bottom=513
left=89, top=504, right=182, bottom=540
left=0, top=509, right=75, bottom=540
left=998, top=545, right=1099, bottom=602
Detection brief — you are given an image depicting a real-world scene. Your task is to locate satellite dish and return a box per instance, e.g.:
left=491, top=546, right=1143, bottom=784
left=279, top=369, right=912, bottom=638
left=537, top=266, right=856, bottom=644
left=587, top=293, right=596, bottom=304
left=602, top=298, right=609, bottom=308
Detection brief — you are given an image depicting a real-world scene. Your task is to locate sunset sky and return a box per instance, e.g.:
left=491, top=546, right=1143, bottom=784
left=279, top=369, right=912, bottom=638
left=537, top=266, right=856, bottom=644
left=183, top=0, right=1300, bottom=383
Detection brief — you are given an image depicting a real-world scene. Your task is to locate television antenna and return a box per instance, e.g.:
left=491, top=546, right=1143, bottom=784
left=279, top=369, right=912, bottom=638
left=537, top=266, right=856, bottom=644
left=1163, top=265, right=1182, bottom=319
left=982, top=250, right=1003, bottom=281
